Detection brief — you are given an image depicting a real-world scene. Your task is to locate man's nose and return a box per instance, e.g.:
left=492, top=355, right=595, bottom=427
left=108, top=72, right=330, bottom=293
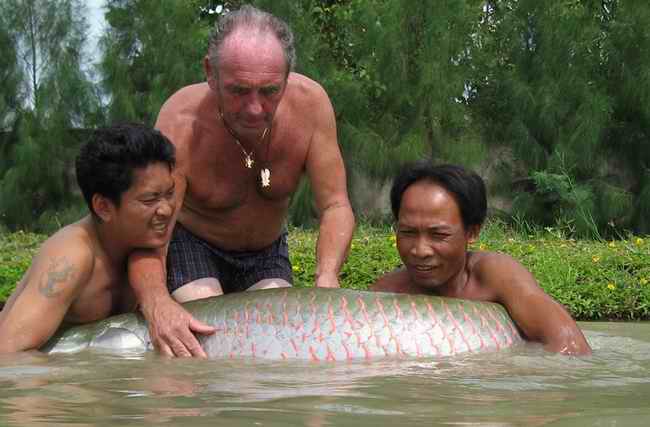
left=410, top=235, right=433, bottom=258
left=245, top=93, right=263, bottom=116
left=156, top=199, right=174, bottom=217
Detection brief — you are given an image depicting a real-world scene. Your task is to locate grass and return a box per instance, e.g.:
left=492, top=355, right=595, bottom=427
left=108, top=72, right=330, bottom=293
left=2, top=221, right=649, bottom=320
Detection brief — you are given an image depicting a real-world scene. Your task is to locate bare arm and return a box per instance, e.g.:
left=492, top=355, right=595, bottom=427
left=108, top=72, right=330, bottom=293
left=127, top=103, right=215, bottom=358
left=305, top=84, right=355, bottom=288
left=0, top=240, right=92, bottom=353
left=477, top=253, right=592, bottom=355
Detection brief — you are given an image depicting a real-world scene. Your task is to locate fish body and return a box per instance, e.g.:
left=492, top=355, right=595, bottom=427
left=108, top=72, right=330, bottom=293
left=42, top=288, right=523, bottom=361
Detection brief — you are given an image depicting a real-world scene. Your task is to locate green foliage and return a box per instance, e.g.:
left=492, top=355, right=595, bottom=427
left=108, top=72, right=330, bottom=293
left=0, top=231, right=45, bottom=302
left=100, top=0, right=207, bottom=125
left=480, top=220, right=650, bottom=320
left=472, top=0, right=650, bottom=238
left=289, top=223, right=401, bottom=290
left=2, top=0, right=650, bottom=237
left=0, top=0, right=100, bottom=232
left=0, top=14, right=21, bottom=142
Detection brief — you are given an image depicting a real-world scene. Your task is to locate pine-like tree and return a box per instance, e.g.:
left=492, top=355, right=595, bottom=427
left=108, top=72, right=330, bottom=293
left=99, top=0, right=207, bottom=125
left=0, top=16, right=23, bottom=174
left=470, top=0, right=650, bottom=237
left=0, top=0, right=99, bottom=232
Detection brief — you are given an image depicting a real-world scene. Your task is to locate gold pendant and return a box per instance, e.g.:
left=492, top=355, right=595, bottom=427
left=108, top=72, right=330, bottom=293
left=244, top=155, right=254, bottom=169
left=261, top=168, right=271, bottom=188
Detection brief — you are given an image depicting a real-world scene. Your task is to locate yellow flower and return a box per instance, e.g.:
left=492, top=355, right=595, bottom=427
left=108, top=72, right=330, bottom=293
left=592, top=256, right=601, bottom=263
left=608, top=241, right=616, bottom=248
left=479, top=243, right=486, bottom=250
left=292, top=265, right=302, bottom=272
left=607, top=283, right=616, bottom=290
left=640, top=278, right=648, bottom=286
left=389, top=235, right=396, bottom=242
left=635, top=237, right=645, bottom=246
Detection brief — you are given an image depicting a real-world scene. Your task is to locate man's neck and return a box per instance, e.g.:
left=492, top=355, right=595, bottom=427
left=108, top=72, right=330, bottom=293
left=93, top=219, right=130, bottom=268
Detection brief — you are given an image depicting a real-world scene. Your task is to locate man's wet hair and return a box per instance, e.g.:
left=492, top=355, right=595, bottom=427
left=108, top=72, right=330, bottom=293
left=390, top=161, right=487, bottom=229
left=208, top=4, right=296, bottom=76
left=75, top=123, right=175, bottom=217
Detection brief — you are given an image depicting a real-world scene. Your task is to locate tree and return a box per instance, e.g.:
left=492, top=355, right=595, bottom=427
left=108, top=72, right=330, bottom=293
left=99, top=0, right=207, bottom=125
left=0, top=15, right=23, bottom=174
left=469, top=0, right=650, bottom=237
left=0, top=0, right=100, bottom=232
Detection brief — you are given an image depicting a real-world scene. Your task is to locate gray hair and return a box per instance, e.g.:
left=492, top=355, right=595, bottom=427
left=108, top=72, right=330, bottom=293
left=208, top=4, right=296, bottom=77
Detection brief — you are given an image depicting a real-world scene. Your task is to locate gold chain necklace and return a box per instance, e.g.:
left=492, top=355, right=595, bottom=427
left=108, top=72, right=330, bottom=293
left=219, top=111, right=272, bottom=187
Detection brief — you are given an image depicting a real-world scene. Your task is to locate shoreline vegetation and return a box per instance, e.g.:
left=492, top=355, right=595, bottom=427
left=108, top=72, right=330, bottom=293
left=1, top=221, right=649, bottom=321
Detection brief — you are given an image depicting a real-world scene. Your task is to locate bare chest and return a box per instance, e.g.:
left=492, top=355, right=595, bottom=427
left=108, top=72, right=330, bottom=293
left=65, top=261, right=134, bottom=324
left=184, top=127, right=310, bottom=212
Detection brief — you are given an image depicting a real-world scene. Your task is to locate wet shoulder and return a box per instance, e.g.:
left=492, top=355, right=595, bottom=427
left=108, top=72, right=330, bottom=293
left=369, top=268, right=413, bottom=294
left=467, top=250, right=532, bottom=290
left=469, top=250, right=523, bottom=271
left=34, top=218, right=97, bottom=277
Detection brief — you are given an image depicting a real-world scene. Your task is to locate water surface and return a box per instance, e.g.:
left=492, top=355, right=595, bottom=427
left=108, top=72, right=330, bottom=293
left=1, top=322, right=648, bottom=426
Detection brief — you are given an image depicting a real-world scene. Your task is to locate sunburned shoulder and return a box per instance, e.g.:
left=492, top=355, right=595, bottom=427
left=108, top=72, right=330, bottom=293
left=157, top=83, right=210, bottom=127
left=160, top=82, right=209, bottom=111
left=286, top=72, right=330, bottom=106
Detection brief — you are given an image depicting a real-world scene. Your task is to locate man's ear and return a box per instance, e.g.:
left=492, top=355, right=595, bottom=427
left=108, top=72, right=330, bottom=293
left=466, top=224, right=481, bottom=244
left=92, top=194, right=115, bottom=223
left=204, top=55, right=218, bottom=91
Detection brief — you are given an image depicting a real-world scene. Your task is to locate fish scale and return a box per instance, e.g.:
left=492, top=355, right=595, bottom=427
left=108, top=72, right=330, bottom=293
left=43, top=288, right=524, bottom=360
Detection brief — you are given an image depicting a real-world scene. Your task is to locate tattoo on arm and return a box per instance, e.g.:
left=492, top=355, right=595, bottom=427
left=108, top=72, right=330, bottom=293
left=38, top=257, right=76, bottom=298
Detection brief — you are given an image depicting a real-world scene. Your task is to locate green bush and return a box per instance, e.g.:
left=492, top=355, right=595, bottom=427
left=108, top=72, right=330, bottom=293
left=1, top=222, right=649, bottom=320
left=0, top=231, right=45, bottom=301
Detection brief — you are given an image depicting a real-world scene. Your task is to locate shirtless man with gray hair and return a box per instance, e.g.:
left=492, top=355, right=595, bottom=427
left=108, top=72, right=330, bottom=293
left=128, top=5, right=355, bottom=357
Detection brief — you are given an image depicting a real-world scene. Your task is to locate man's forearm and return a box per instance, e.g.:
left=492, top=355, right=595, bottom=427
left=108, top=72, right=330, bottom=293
left=128, top=251, right=172, bottom=315
left=314, top=204, right=355, bottom=283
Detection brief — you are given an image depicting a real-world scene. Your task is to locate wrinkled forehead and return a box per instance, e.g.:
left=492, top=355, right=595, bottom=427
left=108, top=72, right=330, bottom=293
left=218, top=28, right=287, bottom=70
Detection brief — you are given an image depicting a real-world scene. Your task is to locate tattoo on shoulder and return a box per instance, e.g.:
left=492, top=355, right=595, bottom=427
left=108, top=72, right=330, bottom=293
left=38, top=257, right=76, bottom=298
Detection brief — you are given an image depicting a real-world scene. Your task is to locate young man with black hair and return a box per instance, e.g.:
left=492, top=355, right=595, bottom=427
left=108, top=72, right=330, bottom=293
left=0, top=124, right=176, bottom=353
left=371, top=162, right=592, bottom=355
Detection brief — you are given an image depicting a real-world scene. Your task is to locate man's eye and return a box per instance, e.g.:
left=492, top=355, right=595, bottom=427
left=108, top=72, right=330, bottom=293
left=261, top=86, right=279, bottom=96
left=232, top=87, right=249, bottom=95
left=398, top=229, right=415, bottom=236
left=429, top=232, right=448, bottom=240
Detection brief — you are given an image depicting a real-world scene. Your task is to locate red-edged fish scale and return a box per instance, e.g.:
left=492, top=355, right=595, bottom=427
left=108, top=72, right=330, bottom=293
left=193, top=288, right=523, bottom=361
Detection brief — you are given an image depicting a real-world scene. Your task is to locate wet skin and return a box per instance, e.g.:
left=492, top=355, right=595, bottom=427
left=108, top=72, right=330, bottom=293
left=371, top=180, right=592, bottom=355
left=0, top=163, right=175, bottom=353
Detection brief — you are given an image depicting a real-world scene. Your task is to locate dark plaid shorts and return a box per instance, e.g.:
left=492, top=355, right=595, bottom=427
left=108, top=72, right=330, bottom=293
left=166, top=223, right=293, bottom=294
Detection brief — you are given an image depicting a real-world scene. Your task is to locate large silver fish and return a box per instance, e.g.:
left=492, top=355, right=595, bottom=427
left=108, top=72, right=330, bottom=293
left=42, top=288, right=523, bottom=360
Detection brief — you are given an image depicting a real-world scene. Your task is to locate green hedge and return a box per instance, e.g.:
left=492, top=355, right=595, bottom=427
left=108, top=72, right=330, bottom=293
left=2, top=222, right=649, bottom=320
left=0, top=231, right=43, bottom=302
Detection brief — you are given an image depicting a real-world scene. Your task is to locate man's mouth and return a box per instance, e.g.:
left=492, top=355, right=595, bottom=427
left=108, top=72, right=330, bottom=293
left=151, top=222, right=168, bottom=233
left=412, top=264, right=435, bottom=273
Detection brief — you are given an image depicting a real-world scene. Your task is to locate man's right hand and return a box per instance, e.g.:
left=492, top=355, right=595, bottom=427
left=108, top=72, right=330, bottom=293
left=141, top=296, right=216, bottom=358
